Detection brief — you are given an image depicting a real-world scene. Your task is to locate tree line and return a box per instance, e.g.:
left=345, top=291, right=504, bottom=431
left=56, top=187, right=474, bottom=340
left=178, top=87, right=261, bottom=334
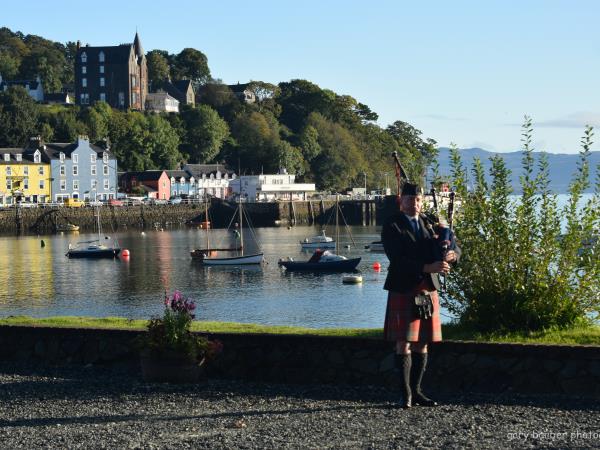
left=0, top=26, right=436, bottom=191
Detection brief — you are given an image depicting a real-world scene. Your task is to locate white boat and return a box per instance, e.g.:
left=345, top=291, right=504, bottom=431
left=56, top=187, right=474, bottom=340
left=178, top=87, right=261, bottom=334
left=300, top=230, right=336, bottom=249
left=366, top=241, right=384, bottom=252
left=193, top=198, right=263, bottom=266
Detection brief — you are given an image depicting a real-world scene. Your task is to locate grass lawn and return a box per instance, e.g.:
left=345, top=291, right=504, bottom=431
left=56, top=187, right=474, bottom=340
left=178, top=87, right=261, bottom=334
left=0, top=316, right=598, bottom=345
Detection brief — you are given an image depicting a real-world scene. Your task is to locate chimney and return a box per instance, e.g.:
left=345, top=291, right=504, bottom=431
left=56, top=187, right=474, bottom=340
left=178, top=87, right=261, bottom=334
left=76, top=40, right=81, bottom=50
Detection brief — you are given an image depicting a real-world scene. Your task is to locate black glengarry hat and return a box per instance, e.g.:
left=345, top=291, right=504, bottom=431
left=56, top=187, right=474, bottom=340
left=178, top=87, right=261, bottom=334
left=401, top=182, right=422, bottom=196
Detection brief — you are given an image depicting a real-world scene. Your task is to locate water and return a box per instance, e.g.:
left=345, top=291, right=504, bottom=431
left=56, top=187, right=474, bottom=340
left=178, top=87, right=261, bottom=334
left=0, top=226, right=398, bottom=329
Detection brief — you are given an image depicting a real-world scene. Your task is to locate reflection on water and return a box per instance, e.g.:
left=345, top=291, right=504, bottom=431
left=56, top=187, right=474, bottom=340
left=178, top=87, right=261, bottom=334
left=0, top=225, right=452, bottom=328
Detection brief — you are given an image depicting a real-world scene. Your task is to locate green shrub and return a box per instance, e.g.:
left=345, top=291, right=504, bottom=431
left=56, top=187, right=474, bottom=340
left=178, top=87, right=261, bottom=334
left=443, top=117, right=599, bottom=332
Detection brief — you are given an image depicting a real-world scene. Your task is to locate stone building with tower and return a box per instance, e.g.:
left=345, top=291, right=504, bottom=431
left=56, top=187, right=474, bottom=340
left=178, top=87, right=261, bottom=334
left=74, top=33, right=148, bottom=110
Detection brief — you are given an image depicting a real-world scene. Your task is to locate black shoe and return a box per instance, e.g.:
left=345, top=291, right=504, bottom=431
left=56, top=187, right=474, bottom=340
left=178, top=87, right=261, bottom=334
left=413, top=392, right=438, bottom=407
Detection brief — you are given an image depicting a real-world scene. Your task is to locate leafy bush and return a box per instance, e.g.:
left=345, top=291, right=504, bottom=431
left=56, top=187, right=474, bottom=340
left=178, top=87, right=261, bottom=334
left=443, top=118, right=599, bottom=332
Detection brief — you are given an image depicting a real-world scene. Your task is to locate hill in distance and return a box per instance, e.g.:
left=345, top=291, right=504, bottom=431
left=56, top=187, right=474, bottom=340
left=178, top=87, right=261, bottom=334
left=432, top=148, right=600, bottom=194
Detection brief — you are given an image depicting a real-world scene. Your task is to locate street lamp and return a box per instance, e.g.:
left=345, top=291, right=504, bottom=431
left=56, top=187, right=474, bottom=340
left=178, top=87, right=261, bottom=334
left=384, top=172, right=389, bottom=192
left=363, top=172, right=367, bottom=197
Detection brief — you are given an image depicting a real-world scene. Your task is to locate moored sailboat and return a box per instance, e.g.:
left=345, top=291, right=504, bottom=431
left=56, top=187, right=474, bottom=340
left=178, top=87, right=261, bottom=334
left=66, top=205, right=120, bottom=258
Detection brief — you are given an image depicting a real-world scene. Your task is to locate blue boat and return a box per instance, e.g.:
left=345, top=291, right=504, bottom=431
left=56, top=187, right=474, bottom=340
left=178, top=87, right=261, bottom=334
left=278, top=249, right=361, bottom=272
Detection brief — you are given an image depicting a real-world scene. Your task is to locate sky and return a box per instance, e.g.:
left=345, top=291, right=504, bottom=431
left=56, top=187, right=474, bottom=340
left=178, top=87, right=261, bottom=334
left=2, top=0, right=600, bottom=154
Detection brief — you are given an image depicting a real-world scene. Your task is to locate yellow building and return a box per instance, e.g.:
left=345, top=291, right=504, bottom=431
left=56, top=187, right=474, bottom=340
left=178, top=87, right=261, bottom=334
left=0, top=147, right=52, bottom=205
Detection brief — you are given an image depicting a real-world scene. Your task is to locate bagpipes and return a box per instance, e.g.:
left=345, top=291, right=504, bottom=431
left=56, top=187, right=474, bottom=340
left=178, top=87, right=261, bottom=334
left=391, top=152, right=457, bottom=265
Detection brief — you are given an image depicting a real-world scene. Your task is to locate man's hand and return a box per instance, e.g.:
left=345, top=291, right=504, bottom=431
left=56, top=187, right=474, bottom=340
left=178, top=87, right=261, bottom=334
left=445, top=250, right=458, bottom=263
left=423, top=261, right=450, bottom=274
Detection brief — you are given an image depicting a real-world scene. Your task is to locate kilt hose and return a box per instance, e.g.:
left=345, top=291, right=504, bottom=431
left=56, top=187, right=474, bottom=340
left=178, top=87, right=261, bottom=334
left=383, top=283, right=442, bottom=343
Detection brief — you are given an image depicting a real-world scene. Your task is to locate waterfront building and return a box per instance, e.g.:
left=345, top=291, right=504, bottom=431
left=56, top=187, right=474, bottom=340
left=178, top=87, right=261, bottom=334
left=0, top=74, right=44, bottom=102
left=0, top=143, right=51, bottom=205
left=41, top=137, right=118, bottom=202
left=166, top=170, right=195, bottom=198
left=119, top=170, right=170, bottom=200
left=228, top=169, right=315, bottom=202
left=74, top=32, right=147, bottom=110
left=145, top=91, right=179, bottom=113
left=182, top=164, right=235, bottom=199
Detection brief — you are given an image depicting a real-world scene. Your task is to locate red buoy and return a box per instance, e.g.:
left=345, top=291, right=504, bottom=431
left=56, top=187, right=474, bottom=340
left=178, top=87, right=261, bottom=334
left=122, top=249, right=130, bottom=257
left=373, top=261, right=381, bottom=271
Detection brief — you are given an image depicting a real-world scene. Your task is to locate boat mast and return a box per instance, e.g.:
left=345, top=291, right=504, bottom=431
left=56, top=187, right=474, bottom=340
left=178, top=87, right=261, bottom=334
left=205, top=195, right=210, bottom=249
left=335, top=194, right=339, bottom=253
left=238, top=196, right=244, bottom=255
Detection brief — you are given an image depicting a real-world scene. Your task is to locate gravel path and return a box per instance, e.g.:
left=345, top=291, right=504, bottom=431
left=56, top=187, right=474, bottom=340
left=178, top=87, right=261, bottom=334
left=0, top=362, right=598, bottom=449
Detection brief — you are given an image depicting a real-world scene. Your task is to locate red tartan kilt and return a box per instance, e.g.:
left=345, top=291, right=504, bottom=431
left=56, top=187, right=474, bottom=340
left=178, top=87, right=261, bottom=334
left=383, top=284, right=442, bottom=343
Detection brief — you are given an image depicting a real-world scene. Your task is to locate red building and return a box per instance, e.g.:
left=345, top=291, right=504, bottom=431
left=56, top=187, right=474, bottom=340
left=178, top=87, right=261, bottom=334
left=119, top=170, right=171, bottom=200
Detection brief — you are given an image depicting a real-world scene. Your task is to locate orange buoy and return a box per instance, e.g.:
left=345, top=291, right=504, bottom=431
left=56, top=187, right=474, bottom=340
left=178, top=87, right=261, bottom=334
left=373, top=261, right=381, bottom=271
left=122, top=249, right=130, bottom=257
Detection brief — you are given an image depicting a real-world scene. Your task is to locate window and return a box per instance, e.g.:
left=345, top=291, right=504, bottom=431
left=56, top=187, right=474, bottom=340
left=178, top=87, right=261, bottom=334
left=82, top=78, right=87, bottom=88
left=38, top=166, right=44, bottom=175
left=60, top=180, right=66, bottom=190
left=39, top=180, right=44, bottom=189
left=73, top=180, right=79, bottom=190
left=60, top=165, right=65, bottom=176
left=3, top=154, right=9, bottom=162
left=73, top=165, right=78, bottom=176
left=99, top=51, right=105, bottom=62
left=81, top=52, right=87, bottom=63
left=91, top=165, right=96, bottom=175
left=91, top=154, right=96, bottom=163
left=118, top=92, right=125, bottom=107
left=23, top=166, right=28, bottom=175
left=6, top=167, right=11, bottom=176
left=23, top=179, right=28, bottom=190
left=80, top=93, right=90, bottom=104
left=104, top=179, right=109, bottom=190
left=103, top=153, right=109, bottom=164
left=132, top=92, right=137, bottom=105
left=82, top=66, right=87, bottom=74
left=100, top=77, right=105, bottom=87
left=59, top=152, right=65, bottom=162
left=6, top=179, right=11, bottom=190
left=72, top=154, right=78, bottom=164
left=16, top=154, right=22, bottom=162
left=103, top=165, right=109, bottom=175
left=99, top=93, right=106, bottom=102
left=34, top=152, right=41, bottom=163
left=100, top=65, right=104, bottom=74
left=131, top=76, right=136, bottom=87
left=91, top=179, right=97, bottom=189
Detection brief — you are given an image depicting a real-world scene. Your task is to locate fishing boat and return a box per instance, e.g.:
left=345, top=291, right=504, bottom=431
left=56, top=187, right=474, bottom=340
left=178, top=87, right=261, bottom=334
left=279, top=195, right=361, bottom=272
left=66, top=205, right=120, bottom=259
left=300, top=230, right=336, bottom=249
left=191, top=198, right=263, bottom=265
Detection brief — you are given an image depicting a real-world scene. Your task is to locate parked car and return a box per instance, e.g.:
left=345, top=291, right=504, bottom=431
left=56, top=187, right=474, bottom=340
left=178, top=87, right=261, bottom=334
left=85, top=200, right=103, bottom=207
left=64, top=198, right=84, bottom=208
left=108, top=198, right=124, bottom=207
left=169, top=196, right=183, bottom=205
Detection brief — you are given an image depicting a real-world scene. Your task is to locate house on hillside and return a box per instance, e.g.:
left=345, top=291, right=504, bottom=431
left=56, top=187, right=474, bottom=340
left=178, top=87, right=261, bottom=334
left=45, top=92, right=75, bottom=105
left=166, top=170, right=195, bottom=197
left=145, top=91, right=179, bottom=113
left=227, top=82, right=255, bottom=104
left=119, top=170, right=170, bottom=200
left=74, top=32, right=147, bottom=110
left=162, top=79, right=195, bottom=106
left=0, top=74, right=44, bottom=102
left=228, top=169, right=315, bottom=202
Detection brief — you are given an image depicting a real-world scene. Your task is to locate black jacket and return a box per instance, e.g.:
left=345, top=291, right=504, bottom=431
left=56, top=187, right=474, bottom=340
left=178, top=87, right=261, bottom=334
left=381, top=213, right=461, bottom=293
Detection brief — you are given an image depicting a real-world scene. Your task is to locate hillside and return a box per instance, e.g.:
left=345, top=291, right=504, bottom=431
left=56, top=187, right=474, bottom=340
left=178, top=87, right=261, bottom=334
left=433, top=148, right=600, bottom=194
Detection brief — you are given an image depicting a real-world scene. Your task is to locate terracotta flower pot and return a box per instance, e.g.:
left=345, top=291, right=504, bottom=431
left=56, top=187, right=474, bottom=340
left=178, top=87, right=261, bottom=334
left=140, top=352, right=206, bottom=383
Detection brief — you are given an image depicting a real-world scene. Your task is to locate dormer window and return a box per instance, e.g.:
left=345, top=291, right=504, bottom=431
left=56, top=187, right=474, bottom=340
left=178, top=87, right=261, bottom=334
left=81, top=52, right=87, bottom=63
left=72, top=154, right=78, bottom=164
left=210, top=174, right=214, bottom=180
left=180, top=177, right=185, bottom=184
left=59, top=152, right=65, bottom=162
left=171, top=177, right=176, bottom=184
left=15, top=154, right=22, bottom=162
left=82, top=66, right=87, bottom=74
left=202, top=173, right=206, bottom=180
left=3, top=153, right=9, bottom=162
left=102, top=154, right=108, bottom=164
left=99, top=51, right=105, bottom=62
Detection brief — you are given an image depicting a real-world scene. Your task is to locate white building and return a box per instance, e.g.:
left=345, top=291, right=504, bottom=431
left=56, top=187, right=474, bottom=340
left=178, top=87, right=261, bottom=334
left=0, top=74, right=44, bottom=102
left=182, top=164, right=235, bottom=199
left=229, top=170, right=315, bottom=202
left=145, top=91, right=179, bottom=113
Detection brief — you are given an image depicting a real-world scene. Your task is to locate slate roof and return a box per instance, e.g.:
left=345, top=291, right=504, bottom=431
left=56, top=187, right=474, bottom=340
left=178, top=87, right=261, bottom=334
left=76, top=44, right=133, bottom=64
left=183, top=164, right=235, bottom=178
left=166, top=170, right=192, bottom=180
left=122, top=170, right=167, bottom=182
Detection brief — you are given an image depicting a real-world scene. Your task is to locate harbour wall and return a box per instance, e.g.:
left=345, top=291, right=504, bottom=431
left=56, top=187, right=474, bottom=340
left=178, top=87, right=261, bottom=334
left=0, top=198, right=395, bottom=234
left=1, top=325, right=598, bottom=398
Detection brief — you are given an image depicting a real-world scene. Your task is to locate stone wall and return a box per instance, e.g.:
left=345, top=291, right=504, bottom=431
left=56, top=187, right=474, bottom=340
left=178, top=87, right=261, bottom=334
left=0, top=325, right=598, bottom=397
left=0, top=198, right=390, bottom=234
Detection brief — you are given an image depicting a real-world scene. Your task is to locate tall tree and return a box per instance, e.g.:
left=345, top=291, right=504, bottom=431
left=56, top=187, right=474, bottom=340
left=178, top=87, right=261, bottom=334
left=145, top=114, right=181, bottom=169
left=180, top=104, right=229, bottom=163
left=0, top=86, right=40, bottom=146
left=146, top=50, right=170, bottom=87
left=173, top=48, right=210, bottom=87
